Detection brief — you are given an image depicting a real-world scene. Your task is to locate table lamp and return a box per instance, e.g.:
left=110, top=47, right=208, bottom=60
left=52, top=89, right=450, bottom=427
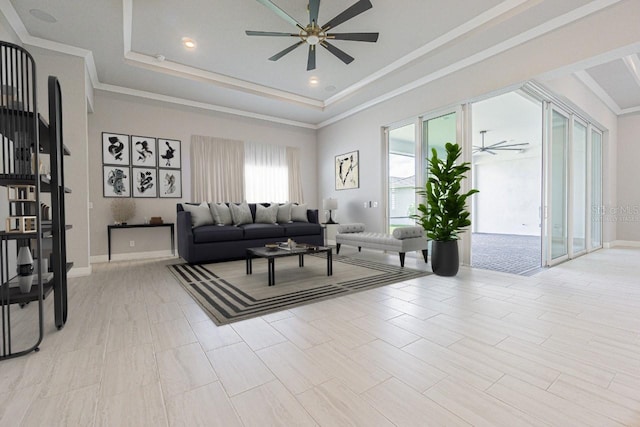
left=323, top=198, right=338, bottom=224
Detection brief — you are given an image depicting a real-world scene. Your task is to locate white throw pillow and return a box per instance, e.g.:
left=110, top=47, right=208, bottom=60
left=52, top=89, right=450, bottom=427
left=229, top=202, right=253, bottom=226
left=291, top=203, right=308, bottom=223
left=255, top=204, right=278, bottom=224
left=181, top=202, right=214, bottom=227
left=210, top=203, right=232, bottom=226
left=277, top=203, right=292, bottom=224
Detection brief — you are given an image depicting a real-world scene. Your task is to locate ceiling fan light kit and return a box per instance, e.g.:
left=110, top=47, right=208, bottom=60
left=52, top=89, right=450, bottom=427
left=246, top=0, right=380, bottom=71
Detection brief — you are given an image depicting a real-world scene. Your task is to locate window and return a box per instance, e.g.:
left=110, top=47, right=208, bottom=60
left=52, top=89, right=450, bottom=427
left=244, top=141, right=288, bottom=203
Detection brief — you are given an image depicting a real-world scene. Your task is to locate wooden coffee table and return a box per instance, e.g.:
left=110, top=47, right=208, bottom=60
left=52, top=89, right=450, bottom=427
left=246, top=245, right=333, bottom=286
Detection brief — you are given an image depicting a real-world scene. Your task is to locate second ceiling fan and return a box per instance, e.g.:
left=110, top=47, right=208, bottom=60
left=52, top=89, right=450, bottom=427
left=246, top=0, right=379, bottom=71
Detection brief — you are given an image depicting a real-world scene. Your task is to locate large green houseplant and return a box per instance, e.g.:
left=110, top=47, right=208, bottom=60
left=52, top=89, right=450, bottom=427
left=412, top=142, right=478, bottom=276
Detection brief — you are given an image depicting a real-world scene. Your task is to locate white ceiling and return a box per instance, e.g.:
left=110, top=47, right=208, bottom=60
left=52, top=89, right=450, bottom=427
left=3, top=0, right=640, bottom=128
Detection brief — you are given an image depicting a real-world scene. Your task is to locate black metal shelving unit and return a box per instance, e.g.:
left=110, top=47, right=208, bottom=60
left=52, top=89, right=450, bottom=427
left=0, top=42, right=71, bottom=360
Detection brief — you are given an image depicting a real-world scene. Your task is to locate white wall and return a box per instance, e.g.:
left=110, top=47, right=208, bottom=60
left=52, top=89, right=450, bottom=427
left=30, top=47, right=91, bottom=275
left=616, top=113, right=640, bottom=242
left=317, top=2, right=637, bottom=248
left=88, top=91, right=317, bottom=260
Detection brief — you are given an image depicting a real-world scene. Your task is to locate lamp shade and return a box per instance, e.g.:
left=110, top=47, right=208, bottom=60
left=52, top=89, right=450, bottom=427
left=323, top=198, right=338, bottom=211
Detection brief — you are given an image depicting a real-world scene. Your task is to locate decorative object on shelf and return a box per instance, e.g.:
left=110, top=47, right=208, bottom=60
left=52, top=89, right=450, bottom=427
left=17, top=246, right=34, bottom=276
left=7, top=185, right=36, bottom=202
left=158, top=138, right=181, bottom=169
left=158, top=168, right=182, bottom=198
left=103, top=165, right=131, bottom=197
left=149, top=216, right=163, bottom=225
left=132, top=167, right=157, bottom=198
left=411, top=142, right=478, bottom=277
left=111, top=198, right=136, bottom=225
left=131, top=135, right=157, bottom=167
left=335, top=150, right=359, bottom=190
left=102, top=132, right=130, bottom=165
left=323, top=197, right=338, bottom=224
left=41, top=203, right=51, bottom=221
left=18, top=275, right=34, bottom=294
left=6, top=216, right=37, bottom=233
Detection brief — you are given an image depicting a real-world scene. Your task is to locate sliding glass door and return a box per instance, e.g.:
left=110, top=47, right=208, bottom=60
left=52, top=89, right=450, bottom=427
left=549, top=108, right=569, bottom=264
left=572, top=119, right=587, bottom=255
left=590, top=129, right=603, bottom=249
left=387, top=123, right=416, bottom=233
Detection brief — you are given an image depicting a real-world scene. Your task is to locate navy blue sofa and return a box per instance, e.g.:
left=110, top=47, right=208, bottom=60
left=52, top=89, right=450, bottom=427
left=177, top=203, right=323, bottom=264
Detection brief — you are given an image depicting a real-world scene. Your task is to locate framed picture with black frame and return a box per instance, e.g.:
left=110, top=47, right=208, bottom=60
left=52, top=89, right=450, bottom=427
left=157, top=138, right=181, bottom=169
left=102, top=132, right=130, bottom=166
left=103, top=165, right=131, bottom=197
left=131, top=135, right=157, bottom=167
left=158, top=168, right=182, bottom=198
left=132, top=167, right=157, bottom=198
left=335, top=150, right=359, bottom=190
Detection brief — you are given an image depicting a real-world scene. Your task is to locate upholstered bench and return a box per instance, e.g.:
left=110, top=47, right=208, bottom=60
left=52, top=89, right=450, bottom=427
left=335, top=223, right=428, bottom=267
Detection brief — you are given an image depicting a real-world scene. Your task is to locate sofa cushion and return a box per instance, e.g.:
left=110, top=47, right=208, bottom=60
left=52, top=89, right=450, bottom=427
left=210, top=203, right=233, bottom=226
left=291, top=203, right=309, bottom=222
left=255, top=203, right=278, bottom=224
left=277, top=203, right=292, bottom=223
left=283, top=222, right=321, bottom=237
left=241, top=223, right=285, bottom=239
left=229, top=202, right=253, bottom=226
left=193, top=225, right=243, bottom=243
left=181, top=202, right=214, bottom=227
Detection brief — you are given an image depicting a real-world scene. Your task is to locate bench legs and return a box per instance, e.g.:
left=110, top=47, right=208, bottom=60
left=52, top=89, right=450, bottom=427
left=399, top=252, right=405, bottom=267
left=422, top=249, right=428, bottom=263
left=336, top=243, right=341, bottom=254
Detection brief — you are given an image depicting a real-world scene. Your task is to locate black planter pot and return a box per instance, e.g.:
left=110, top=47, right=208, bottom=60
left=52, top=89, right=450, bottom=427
left=431, top=240, right=459, bottom=276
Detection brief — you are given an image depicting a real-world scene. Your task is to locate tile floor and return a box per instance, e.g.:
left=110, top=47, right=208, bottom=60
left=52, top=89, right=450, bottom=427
left=1, top=246, right=640, bottom=426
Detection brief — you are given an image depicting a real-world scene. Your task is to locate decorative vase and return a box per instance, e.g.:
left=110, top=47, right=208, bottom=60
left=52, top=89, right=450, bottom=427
left=18, top=275, right=33, bottom=293
left=17, top=246, right=34, bottom=276
left=431, top=240, right=459, bottom=276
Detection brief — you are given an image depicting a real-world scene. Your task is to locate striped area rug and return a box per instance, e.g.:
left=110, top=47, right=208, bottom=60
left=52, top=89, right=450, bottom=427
left=168, top=254, right=431, bottom=325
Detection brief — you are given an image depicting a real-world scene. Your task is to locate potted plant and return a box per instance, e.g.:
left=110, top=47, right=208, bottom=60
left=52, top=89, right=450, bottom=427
left=412, top=142, right=478, bottom=276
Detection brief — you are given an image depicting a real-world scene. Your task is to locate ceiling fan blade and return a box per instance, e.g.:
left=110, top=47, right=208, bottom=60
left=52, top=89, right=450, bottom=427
left=320, top=41, right=354, bottom=65
left=322, top=0, right=372, bottom=31
left=309, top=0, right=320, bottom=25
left=327, top=32, right=379, bottom=42
left=489, top=143, right=530, bottom=149
left=307, top=45, right=316, bottom=70
left=255, top=0, right=304, bottom=29
left=245, top=30, right=298, bottom=37
left=491, top=147, right=528, bottom=151
left=269, top=41, right=305, bottom=61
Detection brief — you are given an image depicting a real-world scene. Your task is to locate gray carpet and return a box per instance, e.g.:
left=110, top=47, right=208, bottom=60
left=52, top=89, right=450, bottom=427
left=168, top=254, right=431, bottom=325
left=471, top=233, right=541, bottom=275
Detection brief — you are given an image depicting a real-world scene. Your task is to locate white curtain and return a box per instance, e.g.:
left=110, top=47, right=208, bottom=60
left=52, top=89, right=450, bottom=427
left=190, top=135, right=245, bottom=202
left=244, top=141, right=288, bottom=203
left=286, top=147, right=304, bottom=203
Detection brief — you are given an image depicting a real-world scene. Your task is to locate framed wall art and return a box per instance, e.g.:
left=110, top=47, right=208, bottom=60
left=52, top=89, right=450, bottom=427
left=131, top=135, right=157, bottom=167
left=158, top=168, right=182, bottom=198
left=157, top=138, right=181, bottom=169
left=102, top=132, right=130, bottom=165
left=103, top=165, right=130, bottom=197
left=132, top=167, right=157, bottom=198
left=335, top=150, right=359, bottom=190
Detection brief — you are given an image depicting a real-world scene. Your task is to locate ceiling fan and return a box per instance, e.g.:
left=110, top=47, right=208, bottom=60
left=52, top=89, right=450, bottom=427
left=473, top=130, right=529, bottom=155
left=246, top=0, right=379, bottom=71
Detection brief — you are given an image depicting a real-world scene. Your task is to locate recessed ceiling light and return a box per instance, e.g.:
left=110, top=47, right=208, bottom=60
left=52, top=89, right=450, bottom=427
left=29, top=9, right=57, bottom=23
left=309, top=77, right=319, bottom=86
left=182, top=37, right=196, bottom=49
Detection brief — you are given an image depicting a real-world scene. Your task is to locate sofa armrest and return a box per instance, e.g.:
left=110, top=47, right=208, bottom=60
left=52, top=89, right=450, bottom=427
left=177, top=210, right=194, bottom=260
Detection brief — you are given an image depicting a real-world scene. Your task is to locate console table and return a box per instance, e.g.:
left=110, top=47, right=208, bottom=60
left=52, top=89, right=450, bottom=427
left=107, top=223, right=175, bottom=261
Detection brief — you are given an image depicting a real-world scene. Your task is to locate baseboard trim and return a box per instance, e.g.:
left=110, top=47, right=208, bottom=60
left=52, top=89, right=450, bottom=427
left=68, top=265, right=92, bottom=277
left=91, top=250, right=178, bottom=264
left=607, top=240, right=640, bottom=248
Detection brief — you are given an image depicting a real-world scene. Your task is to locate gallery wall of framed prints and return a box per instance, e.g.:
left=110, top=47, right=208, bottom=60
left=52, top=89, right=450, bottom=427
left=102, top=132, right=182, bottom=198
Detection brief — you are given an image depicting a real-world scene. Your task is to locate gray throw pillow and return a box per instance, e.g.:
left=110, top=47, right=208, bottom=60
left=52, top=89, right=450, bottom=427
left=277, top=203, right=292, bottom=224
left=229, top=202, right=253, bottom=226
left=181, top=202, right=214, bottom=227
left=211, top=203, right=232, bottom=226
left=291, top=203, right=308, bottom=223
left=255, top=204, right=278, bottom=224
